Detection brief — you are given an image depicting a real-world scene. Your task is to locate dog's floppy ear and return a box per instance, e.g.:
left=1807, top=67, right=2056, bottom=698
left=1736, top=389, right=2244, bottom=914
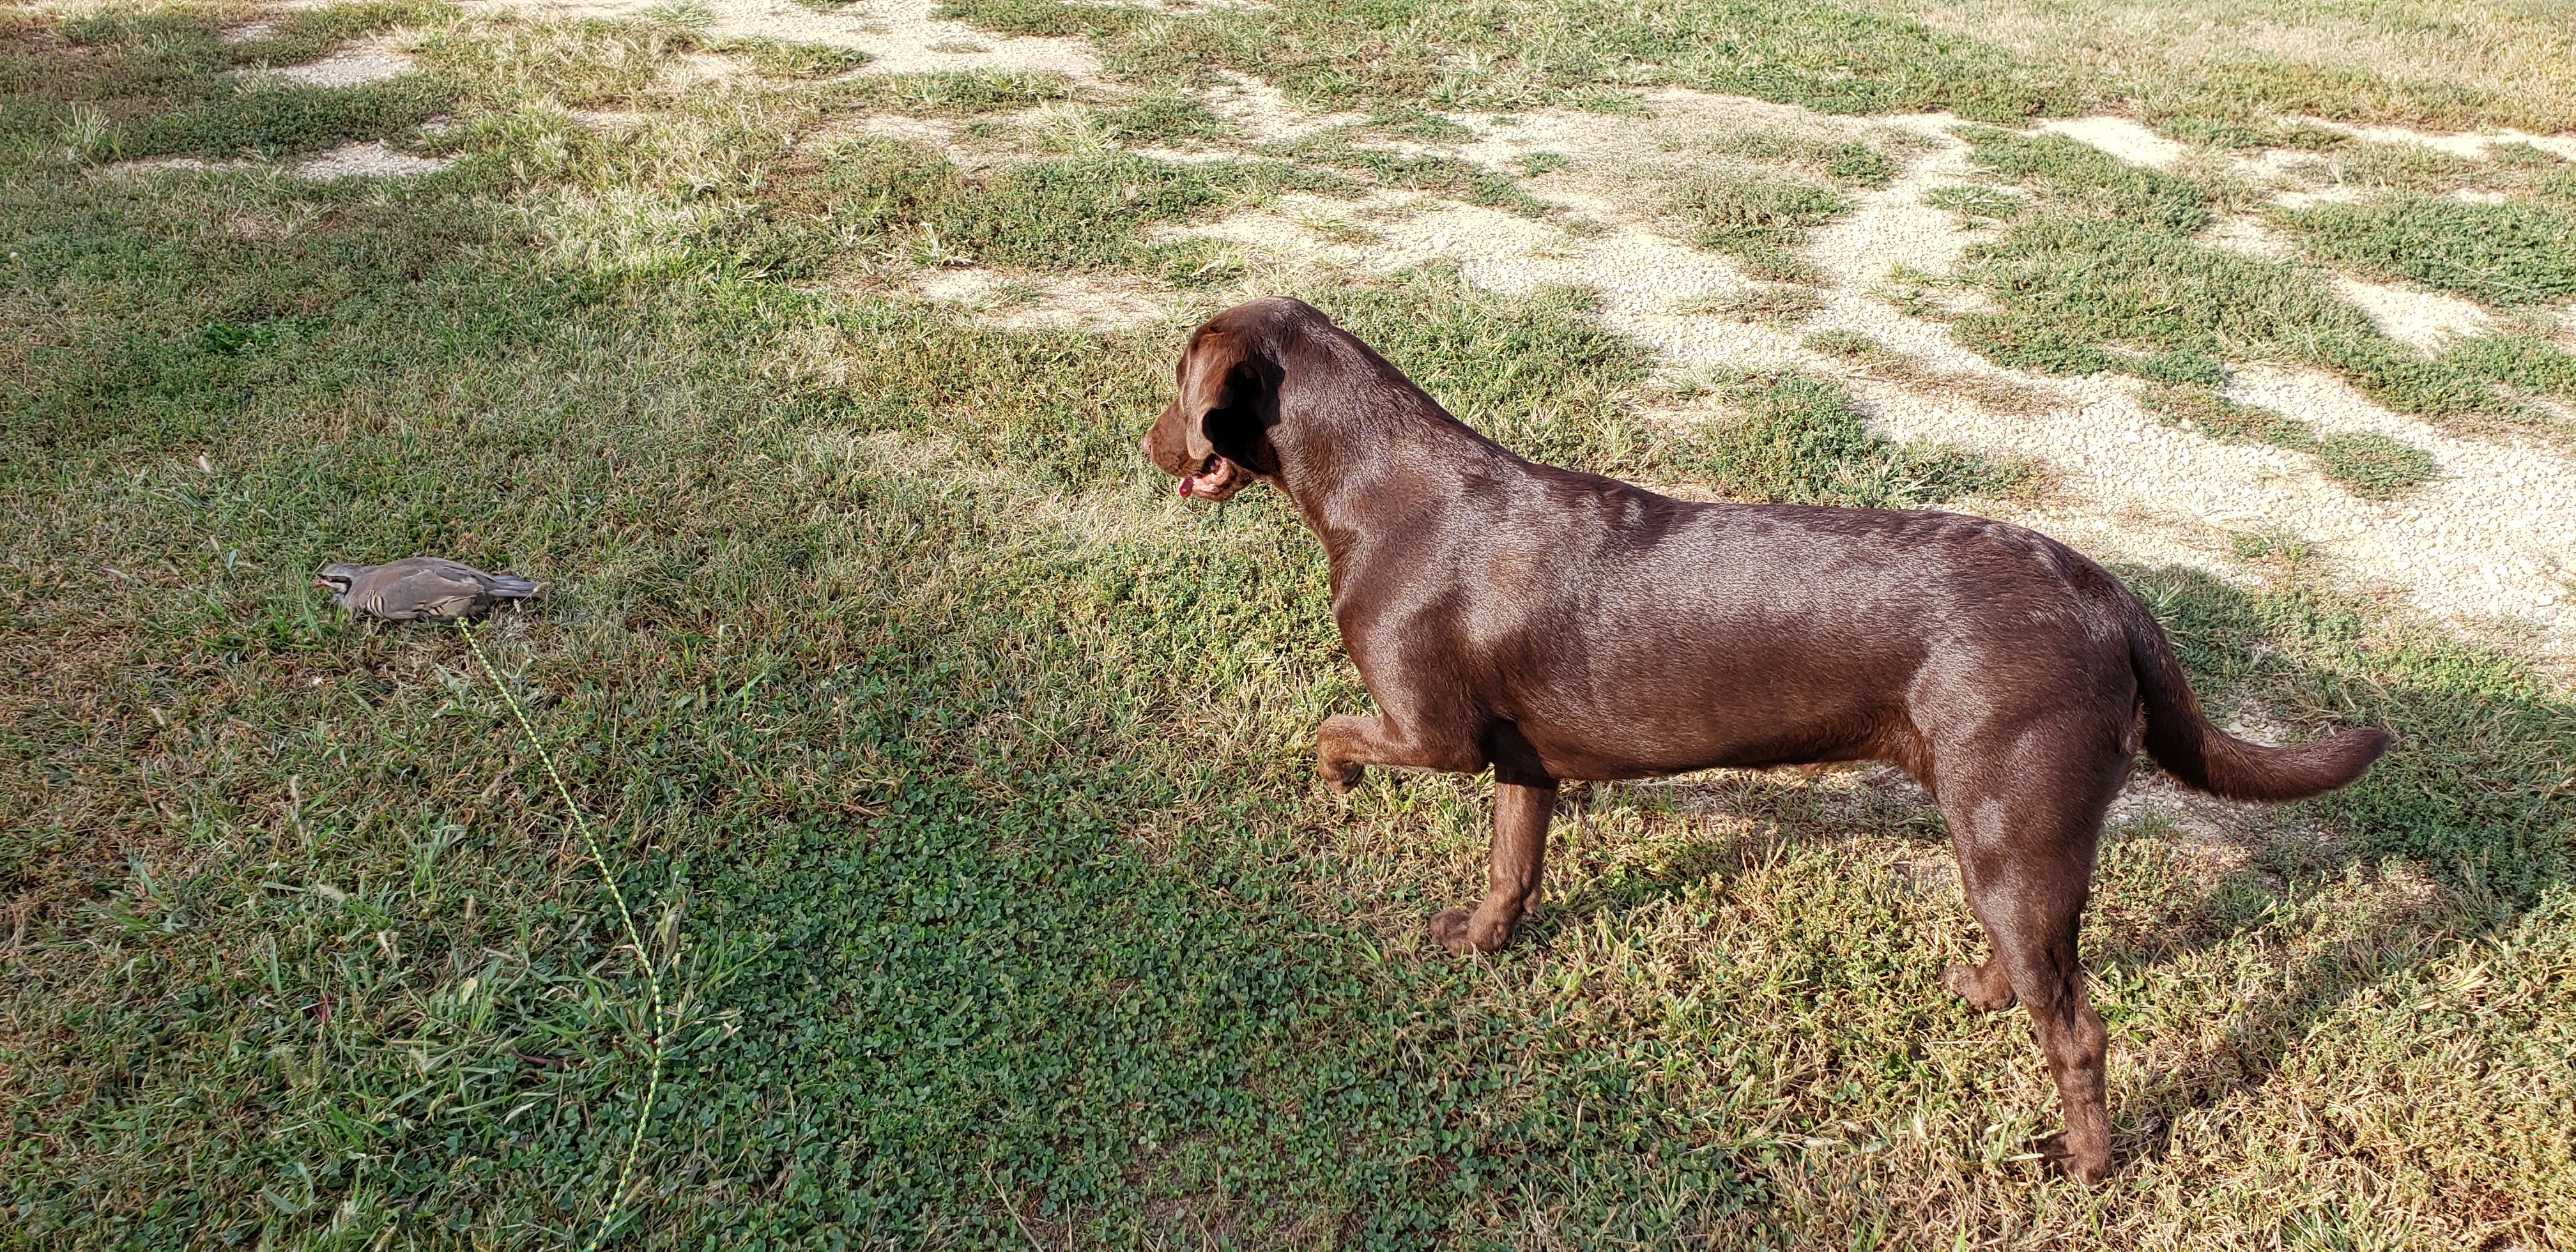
left=1178, top=331, right=1282, bottom=474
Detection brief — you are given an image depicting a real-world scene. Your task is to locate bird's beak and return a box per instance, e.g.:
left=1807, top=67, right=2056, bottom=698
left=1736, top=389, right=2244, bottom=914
left=311, top=577, right=330, bottom=589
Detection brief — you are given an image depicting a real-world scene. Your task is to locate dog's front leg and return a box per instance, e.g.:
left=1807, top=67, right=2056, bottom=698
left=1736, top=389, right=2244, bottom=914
left=1429, top=775, right=1556, bottom=956
left=1315, top=714, right=1480, bottom=794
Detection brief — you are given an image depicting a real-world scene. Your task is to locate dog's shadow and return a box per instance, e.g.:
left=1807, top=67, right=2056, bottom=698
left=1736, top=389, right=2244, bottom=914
left=1507, top=565, right=2570, bottom=1173
left=1529, top=764, right=1945, bottom=924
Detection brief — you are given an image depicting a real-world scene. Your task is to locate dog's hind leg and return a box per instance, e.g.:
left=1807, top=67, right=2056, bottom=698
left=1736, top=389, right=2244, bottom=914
left=1429, top=772, right=1556, bottom=957
left=1938, top=727, right=2127, bottom=1182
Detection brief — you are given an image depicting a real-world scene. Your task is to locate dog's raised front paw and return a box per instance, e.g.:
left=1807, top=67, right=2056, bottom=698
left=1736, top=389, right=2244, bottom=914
left=1942, top=961, right=2017, bottom=1012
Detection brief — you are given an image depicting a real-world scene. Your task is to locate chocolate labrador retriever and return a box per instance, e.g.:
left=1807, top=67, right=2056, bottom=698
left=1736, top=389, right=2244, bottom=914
left=1140, top=296, right=2388, bottom=1180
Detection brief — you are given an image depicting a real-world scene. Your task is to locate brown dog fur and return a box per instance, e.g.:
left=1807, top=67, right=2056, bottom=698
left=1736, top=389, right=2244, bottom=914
left=1140, top=297, right=2389, bottom=1181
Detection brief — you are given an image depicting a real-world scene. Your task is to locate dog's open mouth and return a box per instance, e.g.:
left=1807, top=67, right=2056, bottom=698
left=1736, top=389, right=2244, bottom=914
left=1180, top=453, right=1250, bottom=501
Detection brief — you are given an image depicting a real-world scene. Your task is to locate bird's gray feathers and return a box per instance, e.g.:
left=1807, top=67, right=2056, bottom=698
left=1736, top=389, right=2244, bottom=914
left=316, top=556, right=548, bottom=622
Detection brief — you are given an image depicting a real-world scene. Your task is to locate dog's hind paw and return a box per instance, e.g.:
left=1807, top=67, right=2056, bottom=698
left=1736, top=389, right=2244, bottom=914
left=2034, top=1130, right=2113, bottom=1183
left=1429, top=908, right=1514, bottom=956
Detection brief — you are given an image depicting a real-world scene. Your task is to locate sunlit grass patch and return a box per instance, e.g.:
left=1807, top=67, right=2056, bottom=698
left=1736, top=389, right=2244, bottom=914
left=1513, top=149, right=1570, bottom=176
left=957, top=0, right=2093, bottom=119
left=1300, top=269, right=1654, bottom=469
left=934, top=0, right=1145, bottom=40
left=2276, top=195, right=2576, bottom=308
left=2258, top=138, right=2576, bottom=215
left=1354, top=104, right=1478, bottom=144
left=719, top=34, right=870, bottom=80
left=10, top=0, right=2576, bottom=1244
left=44, top=0, right=438, bottom=71
left=1093, top=88, right=1234, bottom=147
left=1643, top=126, right=1914, bottom=281
left=1672, top=370, right=2041, bottom=507
left=1277, top=271, right=2038, bottom=507
left=1953, top=124, right=2213, bottom=233
left=822, top=67, right=1079, bottom=116
left=1701, top=126, right=1905, bottom=188
left=2437, top=331, right=2576, bottom=402
left=1665, top=173, right=1848, bottom=282
left=1263, top=131, right=1547, bottom=215
left=983, top=88, right=1269, bottom=161
left=1802, top=328, right=1881, bottom=358
left=2123, top=52, right=2530, bottom=142
left=2152, top=114, right=2358, bottom=153
left=0, top=1, right=450, bottom=162
left=414, top=13, right=687, bottom=109
left=1923, top=183, right=2026, bottom=222
left=1951, top=209, right=2576, bottom=436
left=791, top=139, right=1340, bottom=278
left=933, top=0, right=2576, bottom=141
left=1951, top=215, right=2347, bottom=374
left=125, top=72, right=447, bottom=159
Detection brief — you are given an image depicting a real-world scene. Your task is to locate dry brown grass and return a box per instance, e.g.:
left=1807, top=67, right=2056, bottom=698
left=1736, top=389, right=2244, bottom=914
left=1902, top=0, right=2576, bottom=133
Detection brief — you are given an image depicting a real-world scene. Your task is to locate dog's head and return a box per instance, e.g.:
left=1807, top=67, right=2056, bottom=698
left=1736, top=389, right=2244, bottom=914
left=1142, top=300, right=1302, bottom=503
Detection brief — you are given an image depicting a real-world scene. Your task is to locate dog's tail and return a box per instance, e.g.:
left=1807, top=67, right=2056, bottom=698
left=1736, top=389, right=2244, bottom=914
left=2113, top=584, right=2388, bottom=802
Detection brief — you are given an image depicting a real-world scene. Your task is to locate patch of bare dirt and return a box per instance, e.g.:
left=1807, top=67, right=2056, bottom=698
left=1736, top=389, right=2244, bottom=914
left=104, top=141, right=454, bottom=180
left=1151, top=93, right=2576, bottom=654
left=266, top=36, right=415, bottom=86
left=2036, top=115, right=2188, bottom=167
left=912, top=268, right=1177, bottom=331
left=291, top=139, right=454, bottom=179
left=400, top=0, right=2576, bottom=659
left=456, top=0, right=1103, bottom=79
left=2328, top=275, right=2495, bottom=351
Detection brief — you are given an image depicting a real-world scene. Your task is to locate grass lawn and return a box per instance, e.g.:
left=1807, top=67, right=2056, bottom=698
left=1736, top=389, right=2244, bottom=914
left=3, top=0, right=2573, bottom=1248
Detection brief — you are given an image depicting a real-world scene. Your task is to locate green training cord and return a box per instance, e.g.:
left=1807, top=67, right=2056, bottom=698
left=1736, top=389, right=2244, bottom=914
left=457, top=618, right=666, bottom=1251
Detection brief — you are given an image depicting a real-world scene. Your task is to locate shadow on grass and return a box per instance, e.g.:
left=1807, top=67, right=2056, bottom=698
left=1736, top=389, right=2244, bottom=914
left=1513, top=559, right=2570, bottom=1182
left=5, top=17, right=2568, bottom=1233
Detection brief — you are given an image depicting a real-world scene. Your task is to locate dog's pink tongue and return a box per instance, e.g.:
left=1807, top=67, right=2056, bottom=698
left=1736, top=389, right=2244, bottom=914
left=1182, top=464, right=1230, bottom=498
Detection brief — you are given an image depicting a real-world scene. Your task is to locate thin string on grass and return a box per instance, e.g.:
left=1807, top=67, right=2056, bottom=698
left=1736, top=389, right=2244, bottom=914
left=457, top=617, right=665, bottom=1251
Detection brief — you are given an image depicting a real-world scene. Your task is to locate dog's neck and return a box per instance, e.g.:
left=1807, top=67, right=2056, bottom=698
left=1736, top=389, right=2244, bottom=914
left=1264, top=341, right=1521, bottom=566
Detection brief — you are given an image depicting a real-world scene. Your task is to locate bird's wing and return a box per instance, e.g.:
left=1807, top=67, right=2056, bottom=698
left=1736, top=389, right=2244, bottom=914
left=372, top=570, right=497, bottom=620
left=409, top=557, right=542, bottom=598
left=398, top=556, right=490, bottom=582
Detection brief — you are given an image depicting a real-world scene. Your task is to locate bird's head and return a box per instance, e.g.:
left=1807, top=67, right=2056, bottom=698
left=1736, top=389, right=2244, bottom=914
left=313, top=564, right=362, bottom=605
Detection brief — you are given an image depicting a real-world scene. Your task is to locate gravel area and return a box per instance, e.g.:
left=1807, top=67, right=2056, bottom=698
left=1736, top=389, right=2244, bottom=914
left=265, top=36, right=415, bottom=86
left=289, top=140, right=454, bottom=179
left=457, top=0, right=1101, bottom=78
left=1156, top=98, right=2576, bottom=655
left=383, top=0, right=2576, bottom=661
left=109, top=141, right=454, bottom=179
left=912, top=270, right=1176, bottom=331
left=2327, top=275, right=2496, bottom=350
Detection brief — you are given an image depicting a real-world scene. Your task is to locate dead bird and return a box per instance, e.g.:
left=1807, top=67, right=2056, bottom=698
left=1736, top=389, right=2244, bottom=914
left=314, top=557, right=546, bottom=622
